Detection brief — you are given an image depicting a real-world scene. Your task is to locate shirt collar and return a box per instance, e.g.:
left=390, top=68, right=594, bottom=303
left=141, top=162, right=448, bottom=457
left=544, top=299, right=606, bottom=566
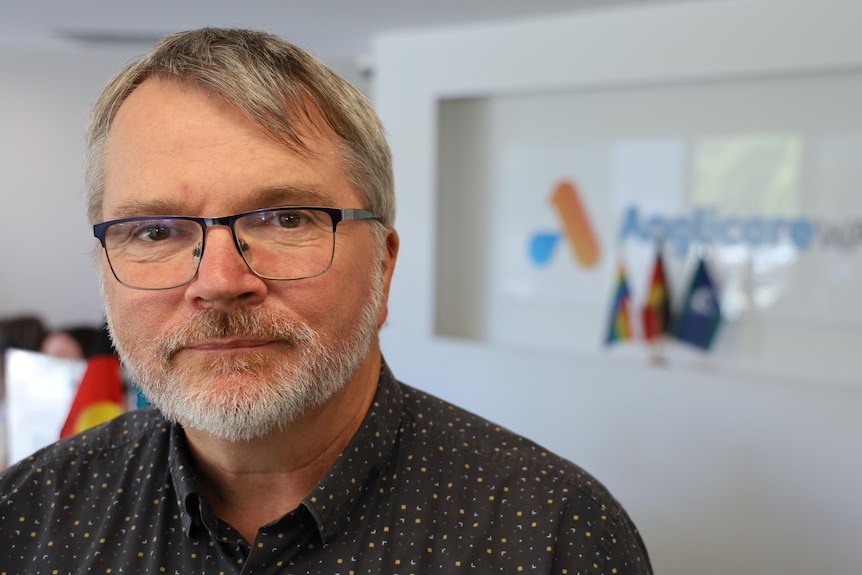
left=167, top=358, right=404, bottom=542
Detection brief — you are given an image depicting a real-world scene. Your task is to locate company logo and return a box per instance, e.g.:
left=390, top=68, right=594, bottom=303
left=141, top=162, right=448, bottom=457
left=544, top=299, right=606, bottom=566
left=618, top=206, right=817, bottom=256
left=528, top=184, right=862, bottom=269
left=528, top=180, right=601, bottom=267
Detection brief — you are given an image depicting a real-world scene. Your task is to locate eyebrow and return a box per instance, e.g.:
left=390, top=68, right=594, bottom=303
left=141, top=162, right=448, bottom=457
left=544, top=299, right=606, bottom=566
left=252, top=185, right=336, bottom=209
left=108, top=184, right=338, bottom=219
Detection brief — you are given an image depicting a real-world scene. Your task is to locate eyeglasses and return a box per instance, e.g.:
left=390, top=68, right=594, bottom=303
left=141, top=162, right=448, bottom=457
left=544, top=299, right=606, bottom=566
left=93, top=206, right=378, bottom=290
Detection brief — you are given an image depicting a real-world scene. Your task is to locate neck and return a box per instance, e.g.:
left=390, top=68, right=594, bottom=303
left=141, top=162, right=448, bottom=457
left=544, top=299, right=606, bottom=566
left=183, top=350, right=381, bottom=542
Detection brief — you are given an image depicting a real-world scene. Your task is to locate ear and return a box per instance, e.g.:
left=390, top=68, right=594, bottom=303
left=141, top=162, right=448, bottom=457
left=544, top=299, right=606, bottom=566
left=376, top=226, right=400, bottom=328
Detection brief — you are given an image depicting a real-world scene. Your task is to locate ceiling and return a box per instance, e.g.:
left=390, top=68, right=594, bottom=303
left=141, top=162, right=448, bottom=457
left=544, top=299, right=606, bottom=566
left=0, top=0, right=705, bottom=72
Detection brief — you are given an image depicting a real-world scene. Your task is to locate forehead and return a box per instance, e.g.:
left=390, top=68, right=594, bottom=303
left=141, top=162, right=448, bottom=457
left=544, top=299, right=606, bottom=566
left=101, top=78, right=357, bottom=218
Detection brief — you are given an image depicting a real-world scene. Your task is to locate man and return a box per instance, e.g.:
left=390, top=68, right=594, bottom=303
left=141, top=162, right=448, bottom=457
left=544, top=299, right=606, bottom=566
left=0, top=28, right=652, bottom=573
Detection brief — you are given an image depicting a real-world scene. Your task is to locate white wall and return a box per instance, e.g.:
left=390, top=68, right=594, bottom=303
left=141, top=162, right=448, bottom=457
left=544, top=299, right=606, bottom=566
left=374, top=1, right=862, bottom=574
left=0, top=48, right=142, bottom=328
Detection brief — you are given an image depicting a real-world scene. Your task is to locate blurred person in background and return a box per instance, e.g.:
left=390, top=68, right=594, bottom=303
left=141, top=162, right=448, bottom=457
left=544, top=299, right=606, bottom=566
left=41, top=322, right=116, bottom=359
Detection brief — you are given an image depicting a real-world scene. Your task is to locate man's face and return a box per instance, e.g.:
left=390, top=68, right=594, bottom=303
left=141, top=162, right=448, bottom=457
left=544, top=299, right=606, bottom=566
left=98, top=78, right=397, bottom=441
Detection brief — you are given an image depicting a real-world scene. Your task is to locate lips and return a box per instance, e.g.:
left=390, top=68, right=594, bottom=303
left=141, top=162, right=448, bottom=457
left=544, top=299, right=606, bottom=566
left=184, top=337, right=276, bottom=351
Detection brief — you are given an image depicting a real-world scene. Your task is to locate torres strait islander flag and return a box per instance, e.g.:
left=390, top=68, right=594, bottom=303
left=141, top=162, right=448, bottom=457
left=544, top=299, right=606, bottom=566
left=60, top=354, right=126, bottom=438
left=641, top=247, right=672, bottom=341
left=605, top=263, right=634, bottom=345
left=673, top=255, right=722, bottom=351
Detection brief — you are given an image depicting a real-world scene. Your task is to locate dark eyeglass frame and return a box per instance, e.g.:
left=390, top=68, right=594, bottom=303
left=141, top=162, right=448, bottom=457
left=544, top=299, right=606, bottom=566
left=93, top=206, right=378, bottom=290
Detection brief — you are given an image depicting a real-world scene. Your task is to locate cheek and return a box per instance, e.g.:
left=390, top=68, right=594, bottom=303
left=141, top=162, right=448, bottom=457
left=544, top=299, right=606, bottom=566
left=271, top=280, right=345, bottom=328
left=103, top=287, right=177, bottom=353
left=283, top=270, right=371, bottom=330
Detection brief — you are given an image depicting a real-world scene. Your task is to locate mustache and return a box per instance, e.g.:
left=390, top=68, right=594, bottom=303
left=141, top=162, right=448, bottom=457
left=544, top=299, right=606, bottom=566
left=157, top=308, right=314, bottom=362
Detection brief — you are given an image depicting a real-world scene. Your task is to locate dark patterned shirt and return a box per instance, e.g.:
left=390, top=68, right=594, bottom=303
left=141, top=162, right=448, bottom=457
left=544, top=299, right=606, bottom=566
left=0, top=360, right=651, bottom=574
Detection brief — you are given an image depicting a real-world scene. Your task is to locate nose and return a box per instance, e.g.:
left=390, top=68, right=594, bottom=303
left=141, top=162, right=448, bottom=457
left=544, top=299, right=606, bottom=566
left=183, top=226, right=267, bottom=308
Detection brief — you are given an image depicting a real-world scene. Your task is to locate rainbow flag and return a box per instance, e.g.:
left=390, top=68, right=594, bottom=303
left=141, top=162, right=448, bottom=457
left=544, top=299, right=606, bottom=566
left=605, top=263, right=633, bottom=345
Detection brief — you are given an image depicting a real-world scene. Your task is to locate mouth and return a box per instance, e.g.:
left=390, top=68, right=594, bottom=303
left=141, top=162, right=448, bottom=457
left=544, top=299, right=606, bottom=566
left=164, top=337, right=288, bottom=363
left=184, top=337, right=278, bottom=351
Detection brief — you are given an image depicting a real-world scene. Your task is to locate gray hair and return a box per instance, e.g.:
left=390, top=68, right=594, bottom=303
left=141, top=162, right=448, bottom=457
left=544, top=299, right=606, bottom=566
left=85, top=27, right=394, bottom=229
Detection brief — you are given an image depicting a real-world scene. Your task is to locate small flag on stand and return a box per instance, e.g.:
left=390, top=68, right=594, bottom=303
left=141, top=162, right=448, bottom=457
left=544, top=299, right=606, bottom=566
left=673, top=255, right=722, bottom=351
left=605, top=263, right=634, bottom=345
left=60, top=354, right=125, bottom=438
left=641, top=246, right=672, bottom=341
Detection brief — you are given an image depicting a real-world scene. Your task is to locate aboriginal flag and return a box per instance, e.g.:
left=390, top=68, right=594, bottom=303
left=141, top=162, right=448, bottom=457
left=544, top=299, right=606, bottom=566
left=641, top=248, right=672, bottom=340
left=60, top=354, right=125, bottom=438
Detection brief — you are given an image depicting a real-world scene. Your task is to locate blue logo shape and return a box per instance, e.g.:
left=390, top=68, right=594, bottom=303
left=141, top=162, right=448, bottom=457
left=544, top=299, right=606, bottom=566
left=529, top=231, right=560, bottom=265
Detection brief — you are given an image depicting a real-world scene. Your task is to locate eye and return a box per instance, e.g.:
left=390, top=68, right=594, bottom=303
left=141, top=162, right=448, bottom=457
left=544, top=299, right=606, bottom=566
left=274, top=211, right=306, bottom=229
left=123, top=219, right=198, bottom=245
left=137, top=224, right=173, bottom=242
left=238, top=208, right=328, bottom=236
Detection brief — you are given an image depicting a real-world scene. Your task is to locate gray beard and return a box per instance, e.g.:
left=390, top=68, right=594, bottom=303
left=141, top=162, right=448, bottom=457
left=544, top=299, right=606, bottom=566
left=106, top=271, right=384, bottom=442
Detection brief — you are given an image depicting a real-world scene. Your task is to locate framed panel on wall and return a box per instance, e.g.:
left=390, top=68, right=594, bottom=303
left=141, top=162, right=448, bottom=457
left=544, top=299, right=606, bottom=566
left=434, top=70, right=862, bottom=386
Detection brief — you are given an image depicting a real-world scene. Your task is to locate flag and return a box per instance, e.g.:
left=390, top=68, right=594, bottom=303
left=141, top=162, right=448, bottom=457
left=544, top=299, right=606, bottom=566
left=673, top=256, right=722, bottom=350
left=60, top=354, right=125, bottom=438
left=605, top=263, right=634, bottom=345
left=641, top=247, right=672, bottom=340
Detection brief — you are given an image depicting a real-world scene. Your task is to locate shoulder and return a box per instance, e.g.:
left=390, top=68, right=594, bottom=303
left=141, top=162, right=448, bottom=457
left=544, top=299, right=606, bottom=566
left=0, top=408, right=170, bottom=494
left=399, top=384, right=651, bottom=574
left=392, top=381, right=652, bottom=573
left=397, top=381, right=613, bottom=506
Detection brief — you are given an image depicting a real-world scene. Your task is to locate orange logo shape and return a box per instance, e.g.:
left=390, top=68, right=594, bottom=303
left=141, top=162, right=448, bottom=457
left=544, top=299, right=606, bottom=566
left=551, top=180, right=600, bottom=268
